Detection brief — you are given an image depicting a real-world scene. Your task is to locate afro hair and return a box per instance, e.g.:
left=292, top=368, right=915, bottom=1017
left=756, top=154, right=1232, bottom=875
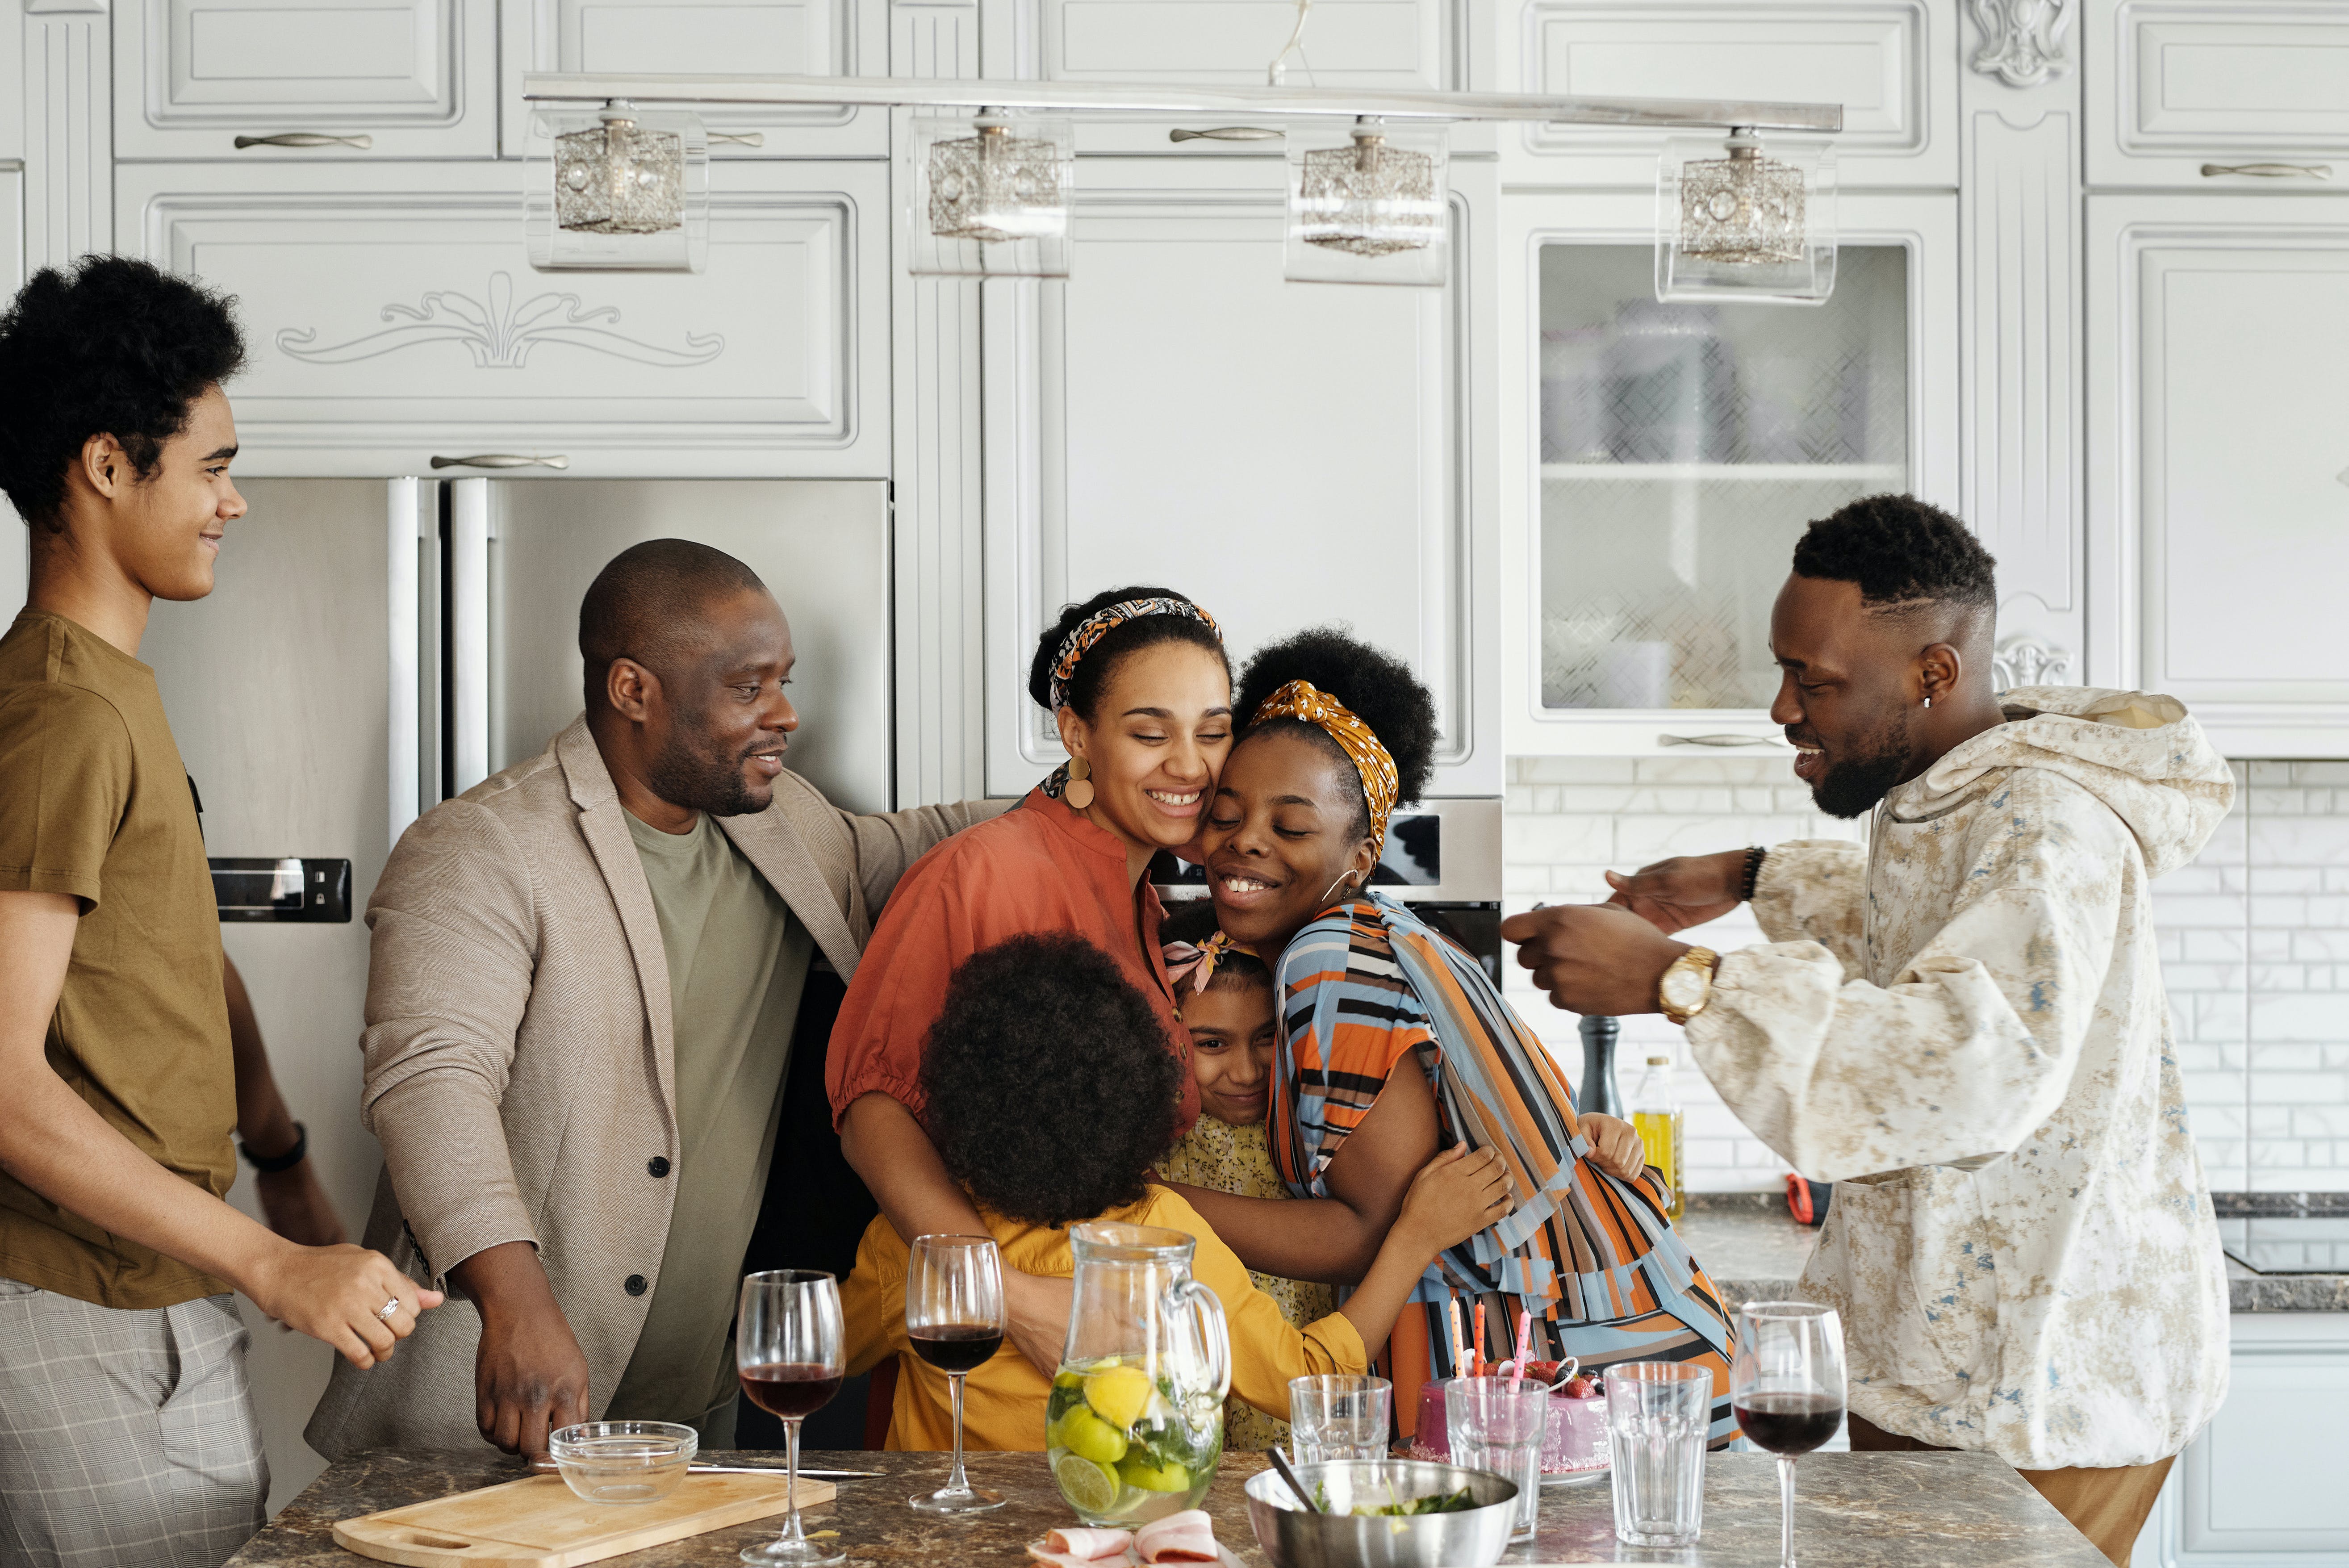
left=1025, top=585, right=1230, bottom=722
left=918, top=932, right=1184, bottom=1227
left=0, top=257, right=246, bottom=532
left=1790, top=494, right=1997, bottom=615
left=1234, top=627, right=1438, bottom=842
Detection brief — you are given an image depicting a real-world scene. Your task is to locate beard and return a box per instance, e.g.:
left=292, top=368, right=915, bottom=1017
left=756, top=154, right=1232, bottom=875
left=1807, top=712, right=1914, bottom=819
left=644, top=724, right=771, bottom=817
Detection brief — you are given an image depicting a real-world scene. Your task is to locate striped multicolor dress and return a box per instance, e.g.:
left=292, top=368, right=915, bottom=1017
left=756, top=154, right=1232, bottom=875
left=1269, top=893, right=1740, bottom=1443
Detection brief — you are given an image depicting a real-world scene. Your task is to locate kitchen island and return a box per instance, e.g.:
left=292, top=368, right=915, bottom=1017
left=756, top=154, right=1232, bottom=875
left=228, top=1447, right=2104, bottom=1566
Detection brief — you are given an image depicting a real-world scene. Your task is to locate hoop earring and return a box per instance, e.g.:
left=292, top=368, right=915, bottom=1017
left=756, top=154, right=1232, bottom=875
left=1321, top=872, right=1357, bottom=905
left=1064, top=753, right=1095, bottom=811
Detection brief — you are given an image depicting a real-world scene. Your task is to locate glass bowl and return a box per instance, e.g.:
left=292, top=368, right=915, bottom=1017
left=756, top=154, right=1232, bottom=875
left=547, top=1421, right=698, bottom=1504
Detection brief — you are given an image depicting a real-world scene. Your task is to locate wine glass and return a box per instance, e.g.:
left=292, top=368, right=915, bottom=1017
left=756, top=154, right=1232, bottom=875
left=1731, top=1302, right=1846, bottom=1568
left=736, top=1270, right=848, bottom=1567
left=905, top=1234, right=1008, bottom=1514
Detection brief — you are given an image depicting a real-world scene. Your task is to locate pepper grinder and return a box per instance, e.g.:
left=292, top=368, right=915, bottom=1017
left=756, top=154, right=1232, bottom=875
left=1577, top=1015, right=1624, bottom=1119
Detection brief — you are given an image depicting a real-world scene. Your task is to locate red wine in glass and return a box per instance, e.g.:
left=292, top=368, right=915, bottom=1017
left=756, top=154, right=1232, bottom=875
left=1733, top=1392, right=1843, bottom=1455
left=910, top=1324, right=1004, bottom=1375
left=740, top=1362, right=844, bottom=1422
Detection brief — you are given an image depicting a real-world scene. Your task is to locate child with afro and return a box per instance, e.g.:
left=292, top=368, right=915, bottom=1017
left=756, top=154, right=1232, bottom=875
left=840, top=931, right=1510, bottom=1452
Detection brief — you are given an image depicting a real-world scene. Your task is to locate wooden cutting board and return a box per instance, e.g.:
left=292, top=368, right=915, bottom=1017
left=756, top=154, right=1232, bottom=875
left=333, top=1472, right=837, bottom=1567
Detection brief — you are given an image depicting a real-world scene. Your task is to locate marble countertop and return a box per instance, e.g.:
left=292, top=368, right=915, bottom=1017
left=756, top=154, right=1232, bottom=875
left=228, top=1447, right=2106, bottom=1567
left=1677, top=1193, right=2349, bottom=1313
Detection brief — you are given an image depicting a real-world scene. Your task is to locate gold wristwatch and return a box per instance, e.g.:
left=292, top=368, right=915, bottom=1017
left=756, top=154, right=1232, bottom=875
left=1658, top=947, right=1719, bottom=1026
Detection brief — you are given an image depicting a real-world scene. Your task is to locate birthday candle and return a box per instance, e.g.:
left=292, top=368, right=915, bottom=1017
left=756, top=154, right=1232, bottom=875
left=1472, top=1302, right=1487, bottom=1376
left=1446, top=1297, right=1466, bottom=1376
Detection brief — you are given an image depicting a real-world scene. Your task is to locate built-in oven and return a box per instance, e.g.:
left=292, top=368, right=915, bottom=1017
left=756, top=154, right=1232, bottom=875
left=1149, top=797, right=1504, bottom=981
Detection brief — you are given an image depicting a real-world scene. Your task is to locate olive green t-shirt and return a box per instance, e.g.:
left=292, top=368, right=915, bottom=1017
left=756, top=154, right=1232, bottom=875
left=0, top=610, right=235, bottom=1309
left=608, top=808, right=813, bottom=1432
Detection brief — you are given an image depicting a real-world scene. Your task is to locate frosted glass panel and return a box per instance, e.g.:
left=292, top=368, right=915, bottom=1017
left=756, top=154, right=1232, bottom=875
left=1537, top=243, right=1908, bottom=711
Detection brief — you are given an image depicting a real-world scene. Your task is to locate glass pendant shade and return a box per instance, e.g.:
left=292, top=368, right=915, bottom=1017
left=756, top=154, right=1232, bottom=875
left=1285, top=117, right=1448, bottom=287
left=907, top=113, right=1074, bottom=278
left=526, top=101, right=710, bottom=272
left=1655, top=132, right=1835, bottom=304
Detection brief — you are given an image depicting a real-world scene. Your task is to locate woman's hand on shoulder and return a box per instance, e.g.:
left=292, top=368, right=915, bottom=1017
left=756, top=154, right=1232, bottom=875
left=1392, top=1144, right=1513, bottom=1257
left=1578, top=1113, right=1647, bottom=1185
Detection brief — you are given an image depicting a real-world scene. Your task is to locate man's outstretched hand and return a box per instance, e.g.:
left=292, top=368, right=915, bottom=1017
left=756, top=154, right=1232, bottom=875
left=1601, top=849, right=1750, bottom=934
left=1499, top=903, right=1690, bottom=1017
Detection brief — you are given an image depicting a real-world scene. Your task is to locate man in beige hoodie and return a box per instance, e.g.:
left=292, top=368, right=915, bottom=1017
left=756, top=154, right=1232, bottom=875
left=1504, top=496, right=2233, bottom=1567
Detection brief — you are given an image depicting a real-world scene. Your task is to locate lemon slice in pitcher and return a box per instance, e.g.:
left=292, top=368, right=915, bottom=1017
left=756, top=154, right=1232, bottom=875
left=1083, top=1365, right=1155, bottom=1429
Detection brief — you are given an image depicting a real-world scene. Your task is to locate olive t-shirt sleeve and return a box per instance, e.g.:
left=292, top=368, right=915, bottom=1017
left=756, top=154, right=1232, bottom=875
left=0, top=683, right=133, bottom=911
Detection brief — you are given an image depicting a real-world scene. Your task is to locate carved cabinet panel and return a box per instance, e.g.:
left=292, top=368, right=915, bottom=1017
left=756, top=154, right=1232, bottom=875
left=2087, top=0, right=2349, bottom=186
left=115, top=160, right=889, bottom=476
left=113, top=0, right=498, bottom=159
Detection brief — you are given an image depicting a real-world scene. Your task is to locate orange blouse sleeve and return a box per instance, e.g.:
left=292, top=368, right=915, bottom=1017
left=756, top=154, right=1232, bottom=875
left=825, top=834, right=983, bottom=1130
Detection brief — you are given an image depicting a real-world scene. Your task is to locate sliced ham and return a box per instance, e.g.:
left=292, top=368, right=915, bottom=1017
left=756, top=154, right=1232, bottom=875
left=1043, top=1526, right=1134, bottom=1560
left=1027, top=1547, right=1119, bottom=1568
left=1134, top=1510, right=1218, bottom=1563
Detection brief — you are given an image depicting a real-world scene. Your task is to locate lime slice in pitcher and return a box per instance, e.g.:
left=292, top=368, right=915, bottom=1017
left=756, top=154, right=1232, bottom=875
left=1055, top=1452, right=1121, bottom=1516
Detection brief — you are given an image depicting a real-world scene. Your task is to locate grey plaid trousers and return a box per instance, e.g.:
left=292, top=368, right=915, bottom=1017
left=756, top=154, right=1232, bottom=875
left=0, top=1277, right=268, bottom=1568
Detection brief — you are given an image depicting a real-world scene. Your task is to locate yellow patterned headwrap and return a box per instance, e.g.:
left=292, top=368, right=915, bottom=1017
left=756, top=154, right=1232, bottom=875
left=1250, top=679, right=1401, bottom=857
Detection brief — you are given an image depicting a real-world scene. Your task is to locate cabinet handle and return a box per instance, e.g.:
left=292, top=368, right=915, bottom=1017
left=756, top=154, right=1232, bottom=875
left=2199, top=162, right=2331, bottom=180
left=1170, top=126, right=1285, bottom=142
left=709, top=131, right=765, bottom=147
left=234, top=132, right=373, bottom=150
left=429, top=454, right=569, bottom=470
left=1658, top=733, right=1788, bottom=748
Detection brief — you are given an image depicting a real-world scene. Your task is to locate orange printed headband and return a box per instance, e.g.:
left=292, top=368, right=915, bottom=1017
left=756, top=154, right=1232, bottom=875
left=1250, top=679, right=1400, bottom=857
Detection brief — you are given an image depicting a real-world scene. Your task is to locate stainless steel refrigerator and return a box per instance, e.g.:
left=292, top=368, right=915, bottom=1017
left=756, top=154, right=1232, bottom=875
left=142, top=476, right=892, bottom=1509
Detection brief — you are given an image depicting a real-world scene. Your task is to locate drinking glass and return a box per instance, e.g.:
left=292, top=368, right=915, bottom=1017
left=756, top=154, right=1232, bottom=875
left=736, top=1270, right=847, bottom=1566
left=1732, top=1302, right=1846, bottom=1568
left=1605, top=1360, right=1712, bottom=1548
left=1287, top=1375, right=1390, bottom=1465
left=905, top=1234, right=1007, bottom=1514
left=1445, top=1377, right=1546, bottom=1540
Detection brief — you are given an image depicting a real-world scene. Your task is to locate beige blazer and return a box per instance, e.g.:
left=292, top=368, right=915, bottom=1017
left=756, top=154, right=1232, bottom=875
left=305, top=717, right=1000, bottom=1458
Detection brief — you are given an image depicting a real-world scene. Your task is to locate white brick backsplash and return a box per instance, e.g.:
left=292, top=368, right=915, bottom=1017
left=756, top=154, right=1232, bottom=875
left=1500, top=753, right=2349, bottom=1193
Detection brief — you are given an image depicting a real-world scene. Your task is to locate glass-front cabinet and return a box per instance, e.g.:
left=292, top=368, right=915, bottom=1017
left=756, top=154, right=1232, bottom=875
left=1499, top=191, right=1958, bottom=756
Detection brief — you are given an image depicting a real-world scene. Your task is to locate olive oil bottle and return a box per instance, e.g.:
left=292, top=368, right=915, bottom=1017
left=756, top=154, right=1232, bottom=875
left=1630, top=1053, right=1684, bottom=1220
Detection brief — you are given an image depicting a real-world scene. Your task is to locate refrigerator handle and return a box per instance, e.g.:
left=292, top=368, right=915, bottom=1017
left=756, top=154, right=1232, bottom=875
left=449, top=478, right=492, bottom=796
left=388, top=477, right=424, bottom=850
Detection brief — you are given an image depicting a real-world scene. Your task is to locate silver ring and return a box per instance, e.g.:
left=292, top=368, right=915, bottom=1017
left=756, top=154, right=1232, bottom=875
left=375, top=1297, right=401, bottom=1322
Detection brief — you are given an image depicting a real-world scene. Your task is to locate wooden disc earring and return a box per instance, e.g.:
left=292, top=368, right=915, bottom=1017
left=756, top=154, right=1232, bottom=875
left=1065, top=754, right=1095, bottom=810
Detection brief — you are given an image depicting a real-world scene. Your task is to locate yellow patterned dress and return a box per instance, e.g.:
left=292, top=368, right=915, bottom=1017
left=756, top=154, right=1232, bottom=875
left=1158, top=1116, right=1338, bottom=1452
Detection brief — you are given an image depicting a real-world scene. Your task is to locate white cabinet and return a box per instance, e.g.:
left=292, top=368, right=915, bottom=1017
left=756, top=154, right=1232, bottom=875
left=2086, top=192, right=2349, bottom=756
left=2086, top=0, right=2349, bottom=188
left=113, top=0, right=498, bottom=159
left=977, top=153, right=1499, bottom=798
left=498, top=0, right=887, bottom=157
left=1497, top=189, right=1959, bottom=756
left=1495, top=0, right=1957, bottom=188
left=2134, top=1313, right=2349, bottom=1566
left=116, top=160, right=890, bottom=477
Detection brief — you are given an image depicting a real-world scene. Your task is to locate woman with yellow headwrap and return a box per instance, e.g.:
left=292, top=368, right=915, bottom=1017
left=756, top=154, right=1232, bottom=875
left=1161, top=628, right=1739, bottom=1450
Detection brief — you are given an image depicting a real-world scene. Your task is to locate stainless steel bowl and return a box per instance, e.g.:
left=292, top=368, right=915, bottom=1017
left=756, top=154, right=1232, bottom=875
left=1243, top=1459, right=1520, bottom=1568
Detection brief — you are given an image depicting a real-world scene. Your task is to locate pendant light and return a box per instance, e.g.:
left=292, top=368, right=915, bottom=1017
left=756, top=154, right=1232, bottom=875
left=525, top=100, right=710, bottom=272
left=1285, top=116, right=1448, bottom=287
left=906, top=110, right=1075, bottom=278
left=1655, top=129, right=1835, bottom=304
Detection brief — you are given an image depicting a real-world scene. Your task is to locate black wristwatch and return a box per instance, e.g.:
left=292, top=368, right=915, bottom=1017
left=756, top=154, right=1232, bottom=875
left=238, top=1121, right=309, bottom=1175
left=1739, top=846, right=1767, bottom=903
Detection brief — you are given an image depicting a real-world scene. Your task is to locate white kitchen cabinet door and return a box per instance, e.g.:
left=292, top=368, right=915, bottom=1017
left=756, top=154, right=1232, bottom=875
left=113, top=0, right=497, bottom=159
left=2086, top=193, right=2349, bottom=755
left=499, top=0, right=886, bottom=157
left=977, top=154, right=1499, bottom=799
left=1497, top=189, right=1959, bottom=757
left=2086, top=0, right=2349, bottom=188
left=1495, top=0, right=1956, bottom=188
left=115, top=160, right=889, bottom=477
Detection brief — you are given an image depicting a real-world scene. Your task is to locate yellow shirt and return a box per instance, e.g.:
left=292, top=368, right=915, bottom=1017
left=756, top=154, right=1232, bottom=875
left=843, top=1185, right=1366, bottom=1453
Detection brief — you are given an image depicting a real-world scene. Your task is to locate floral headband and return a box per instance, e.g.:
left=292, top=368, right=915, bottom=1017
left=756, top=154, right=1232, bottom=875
left=1251, top=678, right=1401, bottom=858
left=1048, top=596, right=1221, bottom=712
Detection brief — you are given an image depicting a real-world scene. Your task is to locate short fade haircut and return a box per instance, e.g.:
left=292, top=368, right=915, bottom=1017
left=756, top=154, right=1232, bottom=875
left=0, top=257, right=246, bottom=533
left=1160, top=901, right=1271, bottom=995
left=577, top=538, right=767, bottom=712
left=1791, top=495, right=1998, bottom=616
left=919, top=933, right=1183, bottom=1227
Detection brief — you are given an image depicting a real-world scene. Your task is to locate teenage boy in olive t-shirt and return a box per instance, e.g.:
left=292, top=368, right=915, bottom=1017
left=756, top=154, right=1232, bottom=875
left=0, top=257, right=442, bottom=1568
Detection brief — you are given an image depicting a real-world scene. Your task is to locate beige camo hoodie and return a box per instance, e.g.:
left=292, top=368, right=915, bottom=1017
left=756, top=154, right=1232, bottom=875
left=1684, top=686, right=2235, bottom=1470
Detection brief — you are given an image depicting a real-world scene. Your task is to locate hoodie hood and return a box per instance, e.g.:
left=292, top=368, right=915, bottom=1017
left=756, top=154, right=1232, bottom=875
left=1887, top=686, right=2234, bottom=878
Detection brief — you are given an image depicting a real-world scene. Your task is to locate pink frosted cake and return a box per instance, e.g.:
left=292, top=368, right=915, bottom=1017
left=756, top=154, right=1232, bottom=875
left=1407, top=1378, right=1455, bottom=1462
left=1542, top=1377, right=1609, bottom=1474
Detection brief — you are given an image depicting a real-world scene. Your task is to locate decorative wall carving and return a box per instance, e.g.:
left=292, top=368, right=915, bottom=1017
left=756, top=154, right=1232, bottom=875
left=1994, top=632, right=2073, bottom=689
left=1969, top=0, right=2072, bottom=87
left=275, top=273, right=723, bottom=369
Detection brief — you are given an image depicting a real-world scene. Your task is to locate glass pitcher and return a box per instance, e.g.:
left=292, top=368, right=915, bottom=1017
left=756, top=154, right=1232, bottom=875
left=1046, top=1223, right=1230, bottom=1525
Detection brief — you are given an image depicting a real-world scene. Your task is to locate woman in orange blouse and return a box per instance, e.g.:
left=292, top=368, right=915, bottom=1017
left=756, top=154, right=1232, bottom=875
left=828, top=587, right=1233, bottom=1373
